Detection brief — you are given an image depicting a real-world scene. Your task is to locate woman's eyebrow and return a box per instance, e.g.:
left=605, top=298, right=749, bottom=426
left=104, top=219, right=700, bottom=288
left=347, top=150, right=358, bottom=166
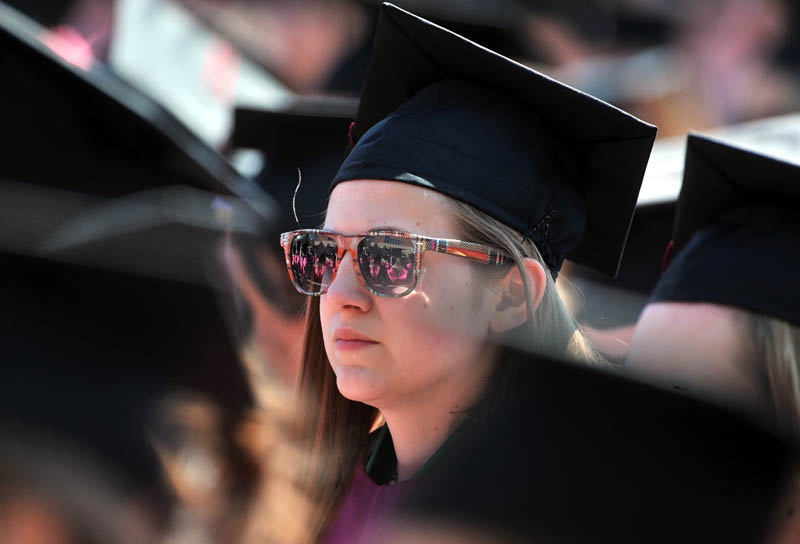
left=368, top=225, right=407, bottom=233
left=325, top=226, right=413, bottom=234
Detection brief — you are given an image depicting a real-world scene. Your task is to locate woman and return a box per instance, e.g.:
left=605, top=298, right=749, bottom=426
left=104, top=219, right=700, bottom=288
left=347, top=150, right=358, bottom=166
left=285, top=4, right=657, bottom=542
left=626, top=134, right=800, bottom=543
left=627, top=134, right=800, bottom=429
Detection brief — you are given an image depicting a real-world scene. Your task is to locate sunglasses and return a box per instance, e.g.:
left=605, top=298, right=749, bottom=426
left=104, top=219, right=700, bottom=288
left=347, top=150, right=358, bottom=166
left=280, top=229, right=511, bottom=298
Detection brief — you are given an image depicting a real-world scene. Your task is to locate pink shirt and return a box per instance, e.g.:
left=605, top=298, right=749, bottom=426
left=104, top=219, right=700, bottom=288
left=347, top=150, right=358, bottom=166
left=320, top=462, right=415, bottom=544
left=321, top=425, right=417, bottom=543
left=320, top=421, right=471, bottom=543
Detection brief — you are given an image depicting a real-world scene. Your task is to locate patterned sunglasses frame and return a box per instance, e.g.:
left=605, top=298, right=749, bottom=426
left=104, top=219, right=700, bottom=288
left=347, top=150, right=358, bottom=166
left=280, top=229, right=512, bottom=298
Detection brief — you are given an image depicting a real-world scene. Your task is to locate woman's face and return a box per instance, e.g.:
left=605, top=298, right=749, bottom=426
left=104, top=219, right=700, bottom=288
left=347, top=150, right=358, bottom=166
left=319, top=180, right=499, bottom=410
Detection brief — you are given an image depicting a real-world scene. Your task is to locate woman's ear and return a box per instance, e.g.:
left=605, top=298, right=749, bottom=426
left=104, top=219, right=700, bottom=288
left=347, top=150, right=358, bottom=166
left=489, top=258, right=547, bottom=334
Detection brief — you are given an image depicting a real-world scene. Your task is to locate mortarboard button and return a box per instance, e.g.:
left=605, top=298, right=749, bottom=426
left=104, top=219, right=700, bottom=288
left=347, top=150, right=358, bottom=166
left=661, top=239, right=675, bottom=274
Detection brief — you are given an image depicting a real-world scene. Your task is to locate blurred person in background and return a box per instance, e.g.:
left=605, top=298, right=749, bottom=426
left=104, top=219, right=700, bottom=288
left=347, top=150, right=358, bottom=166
left=5, top=0, right=114, bottom=66
left=626, top=134, right=800, bottom=542
left=0, top=5, right=283, bottom=543
left=283, top=4, right=656, bottom=542
left=180, top=0, right=540, bottom=96
left=13, top=0, right=799, bottom=142
left=632, top=0, right=799, bottom=136
left=178, top=0, right=373, bottom=94
left=0, top=425, right=163, bottom=544
left=516, top=0, right=798, bottom=138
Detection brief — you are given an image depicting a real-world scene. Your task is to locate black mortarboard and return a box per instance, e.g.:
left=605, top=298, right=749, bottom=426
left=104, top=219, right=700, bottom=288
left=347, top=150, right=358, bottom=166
left=331, top=3, right=657, bottom=277
left=652, top=134, right=800, bottom=326
left=232, top=96, right=356, bottom=157
left=231, top=96, right=356, bottom=231
left=1, top=0, right=73, bottom=27
left=0, top=2, right=275, bottom=221
left=559, top=202, right=675, bottom=331
left=229, top=96, right=357, bottom=314
left=398, top=350, right=793, bottom=543
left=0, top=4, right=266, bottom=501
left=0, top=250, right=252, bottom=490
left=0, top=179, right=261, bottom=504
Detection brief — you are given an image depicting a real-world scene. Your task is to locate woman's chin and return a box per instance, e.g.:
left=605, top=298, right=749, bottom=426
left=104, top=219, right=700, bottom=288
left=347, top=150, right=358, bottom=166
left=334, top=365, right=387, bottom=404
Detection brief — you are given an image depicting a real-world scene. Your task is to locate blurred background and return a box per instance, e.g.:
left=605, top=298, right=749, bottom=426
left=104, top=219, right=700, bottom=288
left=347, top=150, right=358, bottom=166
left=0, top=1, right=798, bottom=542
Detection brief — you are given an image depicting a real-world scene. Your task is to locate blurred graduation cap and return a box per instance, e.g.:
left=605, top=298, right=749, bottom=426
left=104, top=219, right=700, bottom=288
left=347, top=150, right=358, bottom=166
left=232, top=96, right=356, bottom=155
left=652, top=134, right=800, bottom=326
left=231, top=95, right=356, bottom=231
left=333, top=3, right=657, bottom=277
left=562, top=116, right=800, bottom=332
left=1, top=0, right=74, bottom=27
left=564, top=114, right=800, bottom=315
left=0, top=178, right=262, bottom=501
left=0, top=1, right=275, bottom=218
left=228, top=96, right=357, bottom=315
left=0, top=249, right=256, bottom=505
left=397, top=350, right=794, bottom=544
left=0, top=0, right=278, bottom=292
left=0, top=3, right=273, bottom=499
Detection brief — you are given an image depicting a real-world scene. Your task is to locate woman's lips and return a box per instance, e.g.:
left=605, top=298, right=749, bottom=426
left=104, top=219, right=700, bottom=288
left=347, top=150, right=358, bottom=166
left=335, top=339, right=379, bottom=351
left=333, top=328, right=378, bottom=350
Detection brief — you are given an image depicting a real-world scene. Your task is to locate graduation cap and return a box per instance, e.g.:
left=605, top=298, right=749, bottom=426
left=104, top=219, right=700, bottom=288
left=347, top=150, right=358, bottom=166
left=332, top=3, right=657, bottom=277
left=0, top=183, right=265, bottom=520
left=231, top=95, right=356, bottom=231
left=396, top=349, right=794, bottom=543
left=555, top=201, right=675, bottom=331
left=0, top=4, right=269, bottom=501
left=652, top=134, right=800, bottom=326
left=0, top=1, right=276, bottom=221
left=1, top=0, right=73, bottom=27
left=232, top=96, right=356, bottom=155
left=229, top=96, right=357, bottom=315
left=0, top=245, right=257, bottom=509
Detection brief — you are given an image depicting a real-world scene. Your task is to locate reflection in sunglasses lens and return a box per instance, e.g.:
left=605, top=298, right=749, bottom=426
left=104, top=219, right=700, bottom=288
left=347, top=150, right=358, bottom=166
left=357, top=235, right=415, bottom=296
left=290, top=233, right=338, bottom=294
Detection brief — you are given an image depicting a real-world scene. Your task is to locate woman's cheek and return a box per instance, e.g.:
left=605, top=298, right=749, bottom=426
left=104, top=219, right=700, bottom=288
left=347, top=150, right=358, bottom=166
left=398, top=306, right=478, bottom=363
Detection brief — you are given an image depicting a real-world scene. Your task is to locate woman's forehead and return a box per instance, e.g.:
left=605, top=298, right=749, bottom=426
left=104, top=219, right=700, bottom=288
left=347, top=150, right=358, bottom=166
left=324, top=180, right=460, bottom=236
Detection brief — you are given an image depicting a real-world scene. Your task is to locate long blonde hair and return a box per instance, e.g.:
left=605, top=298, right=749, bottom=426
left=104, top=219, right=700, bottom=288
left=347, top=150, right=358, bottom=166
left=445, top=198, right=604, bottom=365
left=295, top=195, right=604, bottom=539
left=743, top=313, right=800, bottom=442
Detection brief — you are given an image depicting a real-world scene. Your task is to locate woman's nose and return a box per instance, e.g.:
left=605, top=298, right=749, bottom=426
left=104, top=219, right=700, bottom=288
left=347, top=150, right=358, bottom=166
left=324, top=252, right=372, bottom=311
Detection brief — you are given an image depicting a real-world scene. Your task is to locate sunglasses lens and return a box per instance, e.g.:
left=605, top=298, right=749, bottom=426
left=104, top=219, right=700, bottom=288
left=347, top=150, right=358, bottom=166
left=357, top=235, right=416, bottom=296
left=289, top=232, right=338, bottom=294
